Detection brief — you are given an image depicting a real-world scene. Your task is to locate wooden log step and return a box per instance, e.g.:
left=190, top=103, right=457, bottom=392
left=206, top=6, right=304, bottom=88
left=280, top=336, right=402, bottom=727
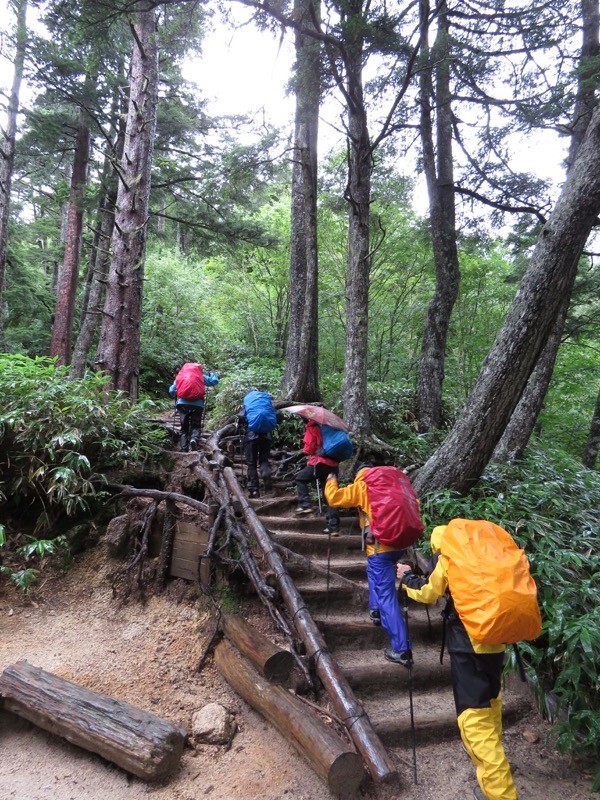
left=0, top=661, right=186, bottom=782
left=304, top=556, right=367, bottom=580
left=335, top=651, right=452, bottom=692
left=269, top=530, right=364, bottom=554
left=368, top=692, right=533, bottom=747
left=214, top=639, right=366, bottom=795
left=221, top=614, right=293, bottom=684
left=315, top=611, right=443, bottom=650
left=265, top=515, right=360, bottom=534
left=292, top=581, right=368, bottom=608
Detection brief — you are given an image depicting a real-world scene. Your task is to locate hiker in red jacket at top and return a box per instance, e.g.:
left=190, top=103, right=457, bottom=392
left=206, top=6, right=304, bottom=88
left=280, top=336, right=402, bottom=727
left=294, top=419, right=341, bottom=534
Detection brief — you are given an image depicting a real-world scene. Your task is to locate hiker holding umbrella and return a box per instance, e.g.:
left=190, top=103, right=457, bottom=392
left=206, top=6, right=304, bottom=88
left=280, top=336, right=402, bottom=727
left=283, top=405, right=352, bottom=535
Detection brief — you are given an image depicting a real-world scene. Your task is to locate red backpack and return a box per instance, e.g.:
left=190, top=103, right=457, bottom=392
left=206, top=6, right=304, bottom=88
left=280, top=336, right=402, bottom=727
left=362, top=467, right=424, bottom=549
left=175, top=363, right=206, bottom=401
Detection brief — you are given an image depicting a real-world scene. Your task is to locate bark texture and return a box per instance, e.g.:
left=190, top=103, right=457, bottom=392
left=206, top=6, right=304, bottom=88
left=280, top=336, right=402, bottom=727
left=414, top=103, right=600, bottom=495
left=0, top=660, right=186, bottom=781
left=50, top=103, right=91, bottom=365
left=416, top=0, right=460, bottom=432
left=493, top=292, right=570, bottom=463
left=71, top=90, right=126, bottom=378
left=342, top=5, right=371, bottom=434
left=214, top=640, right=365, bottom=794
left=0, top=0, right=28, bottom=341
left=221, top=614, right=294, bottom=683
left=96, top=3, right=159, bottom=397
left=281, top=0, right=322, bottom=402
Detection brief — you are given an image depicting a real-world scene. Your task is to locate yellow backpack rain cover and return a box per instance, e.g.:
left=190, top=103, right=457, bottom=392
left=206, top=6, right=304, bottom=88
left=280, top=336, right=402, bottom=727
left=440, top=519, right=542, bottom=645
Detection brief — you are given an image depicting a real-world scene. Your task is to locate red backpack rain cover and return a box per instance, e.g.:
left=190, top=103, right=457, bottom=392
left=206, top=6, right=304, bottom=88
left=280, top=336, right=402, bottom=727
left=362, top=467, right=424, bottom=549
left=175, top=363, right=206, bottom=401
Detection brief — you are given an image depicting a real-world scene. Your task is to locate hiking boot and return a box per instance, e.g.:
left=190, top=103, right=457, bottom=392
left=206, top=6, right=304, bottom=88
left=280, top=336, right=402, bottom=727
left=369, top=609, right=382, bottom=626
left=323, top=526, right=340, bottom=536
left=248, top=490, right=259, bottom=499
left=189, top=439, right=199, bottom=451
left=296, top=505, right=313, bottom=514
left=384, top=648, right=413, bottom=667
left=473, top=787, right=486, bottom=800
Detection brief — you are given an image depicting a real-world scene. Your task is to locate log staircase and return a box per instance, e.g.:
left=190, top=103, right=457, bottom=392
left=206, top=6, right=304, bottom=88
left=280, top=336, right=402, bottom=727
left=244, top=488, right=533, bottom=780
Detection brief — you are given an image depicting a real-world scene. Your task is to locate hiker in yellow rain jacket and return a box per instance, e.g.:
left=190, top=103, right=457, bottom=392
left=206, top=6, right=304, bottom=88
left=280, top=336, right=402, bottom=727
left=397, top=526, right=518, bottom=800
left=325, top=466, right=412, bottom=667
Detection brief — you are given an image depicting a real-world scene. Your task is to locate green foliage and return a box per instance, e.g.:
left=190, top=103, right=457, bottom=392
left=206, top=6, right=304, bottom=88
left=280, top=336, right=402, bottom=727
left=206, top=358, right=283, bottom=424
left=17, top=534, right=68, bottom=560
left=0, top=567, right=39, bottom=593
left=0, top=354, right=166, bottom=534
left=419, top=444, right=600, bottom=771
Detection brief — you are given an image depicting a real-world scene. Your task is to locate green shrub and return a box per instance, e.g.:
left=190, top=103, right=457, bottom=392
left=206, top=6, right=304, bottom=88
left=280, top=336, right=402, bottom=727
left=0, top=354, right=166, bottom=535
left=419, top=444, right=600, bottom=780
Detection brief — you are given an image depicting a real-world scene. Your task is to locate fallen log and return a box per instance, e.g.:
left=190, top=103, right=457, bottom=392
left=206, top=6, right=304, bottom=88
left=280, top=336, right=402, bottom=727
left=0, top=661, right=186, bottom=782
left=221, top=614, right=294, bottom=684
left=214, top=639, right=365, bottom=795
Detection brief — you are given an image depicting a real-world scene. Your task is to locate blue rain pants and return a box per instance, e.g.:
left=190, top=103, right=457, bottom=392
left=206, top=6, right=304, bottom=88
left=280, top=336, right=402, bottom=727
left=367, top=549, right=410, bottom=652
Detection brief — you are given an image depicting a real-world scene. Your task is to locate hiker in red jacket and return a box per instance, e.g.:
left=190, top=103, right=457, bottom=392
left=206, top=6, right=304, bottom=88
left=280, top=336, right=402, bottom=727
left=294, top=419, right=341, bottom=534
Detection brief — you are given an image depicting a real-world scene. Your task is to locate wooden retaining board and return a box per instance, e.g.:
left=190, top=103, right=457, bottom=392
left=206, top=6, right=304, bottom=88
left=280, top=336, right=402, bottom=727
left=169, top=520, right=210, bottom=583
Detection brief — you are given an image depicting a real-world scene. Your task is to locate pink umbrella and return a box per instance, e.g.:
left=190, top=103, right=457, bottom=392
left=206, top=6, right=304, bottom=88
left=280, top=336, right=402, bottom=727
left=284, top=404, right=349, bottom=432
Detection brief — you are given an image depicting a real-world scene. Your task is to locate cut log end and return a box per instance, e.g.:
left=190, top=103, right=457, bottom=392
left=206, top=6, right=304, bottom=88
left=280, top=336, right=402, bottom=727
left=328, top=750, right=366, bottom=794
left=263, top=651, right=295, bottom=683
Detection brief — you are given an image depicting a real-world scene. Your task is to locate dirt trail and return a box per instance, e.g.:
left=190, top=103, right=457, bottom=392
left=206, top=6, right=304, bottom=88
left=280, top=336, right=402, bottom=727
left=0, top=532, right=595, bottom=799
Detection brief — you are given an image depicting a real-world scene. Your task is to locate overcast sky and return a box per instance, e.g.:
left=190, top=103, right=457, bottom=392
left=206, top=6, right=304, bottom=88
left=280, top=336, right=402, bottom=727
left=1, top=0, right=567, bottom=213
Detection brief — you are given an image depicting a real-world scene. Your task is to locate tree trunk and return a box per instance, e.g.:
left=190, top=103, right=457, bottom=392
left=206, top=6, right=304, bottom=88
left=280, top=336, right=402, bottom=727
left=492, top=0, right=598, bottom=462
left=566, top=0, right=599, bottom=171
left=71, top=88, right=127, bottom=378
left=95, top=2, right=159, bottom=398
left=342, top=8, right=371, bottom=434
left=0, top=660, right=186, bottom=782
left=413, top=103, right=600, bottom=495
left=416, top=0, right=460, bottom=432
left=281, top=0, right=322, bottom=402
left=0, top=0, right=28, bottom=344
left=214, top=640, right=365, bottom=795
left=50, top=101, right=91, bottom=365
left=493, top=291, right=570, bottom=463
left=582, top=384, right=600, bottom=468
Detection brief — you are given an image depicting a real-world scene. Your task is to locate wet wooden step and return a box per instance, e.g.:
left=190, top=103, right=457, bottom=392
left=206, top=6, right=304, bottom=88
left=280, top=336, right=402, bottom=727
left=369, top=692, right=533, bottom=747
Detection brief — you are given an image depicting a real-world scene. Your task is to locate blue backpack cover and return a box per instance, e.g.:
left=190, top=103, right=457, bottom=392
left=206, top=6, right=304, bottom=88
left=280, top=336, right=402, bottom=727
left=243, top=391, right=277, bottom=434
left=320, top=424, right=354, bottom=461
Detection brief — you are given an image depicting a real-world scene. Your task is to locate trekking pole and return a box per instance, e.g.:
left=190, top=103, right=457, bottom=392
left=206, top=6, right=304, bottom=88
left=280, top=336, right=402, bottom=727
left=325, top=527, right=332, bottom=618
left=401, top=587, right=418, bottom=784
left=315, top=477, right=323, bottom=514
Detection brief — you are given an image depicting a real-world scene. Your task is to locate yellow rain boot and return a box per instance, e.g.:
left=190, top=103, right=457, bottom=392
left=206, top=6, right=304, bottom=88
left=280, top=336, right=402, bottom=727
left=457, top=705, right=518, bottom=800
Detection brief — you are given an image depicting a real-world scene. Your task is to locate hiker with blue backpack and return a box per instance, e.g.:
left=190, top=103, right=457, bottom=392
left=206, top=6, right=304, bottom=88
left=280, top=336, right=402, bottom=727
left=237, top=391, right=281, bottom=498
left=397, top=519, right=541, bottom=800
left=325, top=465, right=424, bottom=667
left=294, top=419, right=346, bottom=534
left=169, top=362, right=219, bottom=452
